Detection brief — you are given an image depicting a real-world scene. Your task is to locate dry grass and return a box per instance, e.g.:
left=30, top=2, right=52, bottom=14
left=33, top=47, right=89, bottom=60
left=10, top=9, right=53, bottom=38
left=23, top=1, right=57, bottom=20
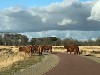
left=0, top=55, right=43, bottom=75
left=79, top=46, right=100, bottom=57
left=0, top=49, right=29, bottom=72
left=52, top=46, right=66, bottom=52
left=0, top=46, right=43, bottom=75
left=52, top=46, right=100, bottom=57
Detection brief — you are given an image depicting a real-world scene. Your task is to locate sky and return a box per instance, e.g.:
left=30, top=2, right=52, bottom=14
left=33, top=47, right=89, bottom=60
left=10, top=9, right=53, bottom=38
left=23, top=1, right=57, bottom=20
left=0, top=0, right=63, bottom=8
left=0, top=0, right=100, bottom=40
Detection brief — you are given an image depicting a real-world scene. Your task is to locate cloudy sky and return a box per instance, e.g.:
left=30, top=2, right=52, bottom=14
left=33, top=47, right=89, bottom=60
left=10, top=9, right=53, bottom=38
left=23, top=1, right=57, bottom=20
left=0, top=0, right=100, bottom=40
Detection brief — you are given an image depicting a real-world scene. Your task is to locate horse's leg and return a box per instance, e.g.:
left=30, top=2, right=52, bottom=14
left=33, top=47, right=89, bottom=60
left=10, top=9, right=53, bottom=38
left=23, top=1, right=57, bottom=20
left=41, top=51, right=42, bottom=55
left=44, top=50, right=45, bottom=52
left=78, top=51, right=80, bottom=55
left=39, top=51, right=41, bottom=55
left=74, top=51, right=76, bottom=55
left=74, top=49, right=76, bottom=55
left=30, top=51, right=32, bottom=56
left=47, top=50, right=48, bottom=52
left=38, top=49, right=40, bottom=55
left=50, top=49, right=52, bottom=52
left=76, top=52, right=78, bottom=54
left=70, top=51, right=71, bottom=54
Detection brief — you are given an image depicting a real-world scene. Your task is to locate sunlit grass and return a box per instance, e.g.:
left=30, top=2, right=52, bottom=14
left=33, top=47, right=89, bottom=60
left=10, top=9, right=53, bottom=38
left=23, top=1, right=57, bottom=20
left=0, top=54, right=44, bottom=75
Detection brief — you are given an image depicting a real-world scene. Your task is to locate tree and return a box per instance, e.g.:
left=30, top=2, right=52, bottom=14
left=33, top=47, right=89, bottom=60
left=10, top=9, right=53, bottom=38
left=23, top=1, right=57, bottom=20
left=96, top=38, right=100, bottom=46
left=20, top=35, right=29, bottom=46
left=50, top=37, right=57, bottom=46
left=30, top=38, right=37, bottom=45
left=83, top=38, right=96, bottom=46
left=56, top=38, right=62, bottom=46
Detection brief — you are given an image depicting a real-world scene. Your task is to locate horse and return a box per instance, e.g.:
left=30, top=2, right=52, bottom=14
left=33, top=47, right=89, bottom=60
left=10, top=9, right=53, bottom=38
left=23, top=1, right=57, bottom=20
left=64, top=45, right=80, bottom=55
left=42, top=45, right=52, bottom=52
left=31, top=45, right=43, bottom=55
left=19, top=46, right=32, bottom=56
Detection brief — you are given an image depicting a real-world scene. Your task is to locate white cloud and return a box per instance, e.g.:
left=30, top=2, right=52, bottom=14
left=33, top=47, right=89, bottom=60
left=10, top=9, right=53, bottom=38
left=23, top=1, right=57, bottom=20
left=3, top=6, right=22, bottom=13
left=20, top=30, right=100, bottom=40
left=57, top=18, right=77, bottom=25
left=65, top=33, right=71, bottom=38
left=41, top=18, right=47, bottom=23
left=0, top=0, right=99, bottom=33
left=51, top=35, right=57, bottom=37
left=45, top=0, right=76, bottom=12
left=87, top=0, right=100, bottom=21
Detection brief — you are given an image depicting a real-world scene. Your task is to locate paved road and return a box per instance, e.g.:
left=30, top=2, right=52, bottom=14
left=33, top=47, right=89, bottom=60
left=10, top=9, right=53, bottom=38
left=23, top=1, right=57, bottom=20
left=44, top=52, right=100, bottom=75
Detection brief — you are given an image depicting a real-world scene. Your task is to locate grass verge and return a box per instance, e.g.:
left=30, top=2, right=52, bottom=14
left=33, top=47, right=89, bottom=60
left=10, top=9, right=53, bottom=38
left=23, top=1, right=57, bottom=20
left=80, top=55, right=100, bottom=64
left=0, top=54, right=44, bottom=75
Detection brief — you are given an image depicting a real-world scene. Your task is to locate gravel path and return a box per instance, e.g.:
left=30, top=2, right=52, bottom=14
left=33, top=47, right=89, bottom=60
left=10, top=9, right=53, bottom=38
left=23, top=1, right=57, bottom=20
left=44, top=52, right=100, bottom=75
left=13, top=53, right=60, bottom=75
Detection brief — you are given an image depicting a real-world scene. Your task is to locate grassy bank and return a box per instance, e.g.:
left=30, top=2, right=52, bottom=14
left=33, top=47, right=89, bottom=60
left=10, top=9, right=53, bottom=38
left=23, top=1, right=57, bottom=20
left=0, top=54, right=44, bottom=75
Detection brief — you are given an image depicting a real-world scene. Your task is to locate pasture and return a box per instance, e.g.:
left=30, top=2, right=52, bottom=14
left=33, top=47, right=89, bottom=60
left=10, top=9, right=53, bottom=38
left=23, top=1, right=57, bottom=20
left=79, top=46, right=100, bottom=57
left=52, top=46, right=100, bottom=57
left=0, top=46, right=44, bottom=75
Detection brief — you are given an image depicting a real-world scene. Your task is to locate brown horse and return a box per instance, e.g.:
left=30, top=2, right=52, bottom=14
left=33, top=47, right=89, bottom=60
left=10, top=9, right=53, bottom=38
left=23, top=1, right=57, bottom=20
left=19, top=46, right=32, bottom=55
left=42, top=45, right=52, bottom=52
left=64, top=45, right=80, bottom=55
left=38, top=45, right=43, bottom=55
left=19, top=45, right=43, bottom=55
left=31, top=45, right=43, bottom=55
left=73, top=45, right=80, bottom=55
left=31, top=45, right=39, bottom=53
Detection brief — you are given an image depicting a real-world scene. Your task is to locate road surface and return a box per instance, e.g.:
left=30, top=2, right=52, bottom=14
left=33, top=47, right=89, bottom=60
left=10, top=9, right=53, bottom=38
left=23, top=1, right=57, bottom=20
left=44, top=52, right=100, bottom=75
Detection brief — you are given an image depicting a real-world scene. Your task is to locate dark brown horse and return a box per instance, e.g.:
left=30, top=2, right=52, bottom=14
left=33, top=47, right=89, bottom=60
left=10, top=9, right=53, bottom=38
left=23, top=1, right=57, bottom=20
left=38, top=45, right=43, bottom=55
left=42, top=45, right=52, bottom=52
left=64, top=45, right=80, bottom=55
left=31, top=45, right=43, bottom=55
left=31, top=45, right=39, bottom=53
left=19, top=46, right=32, bottom=55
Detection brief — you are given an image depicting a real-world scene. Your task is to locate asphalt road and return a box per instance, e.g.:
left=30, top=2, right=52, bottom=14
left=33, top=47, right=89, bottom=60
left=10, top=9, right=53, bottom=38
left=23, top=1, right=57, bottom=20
left=44, top=52, right=100, bottom=75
